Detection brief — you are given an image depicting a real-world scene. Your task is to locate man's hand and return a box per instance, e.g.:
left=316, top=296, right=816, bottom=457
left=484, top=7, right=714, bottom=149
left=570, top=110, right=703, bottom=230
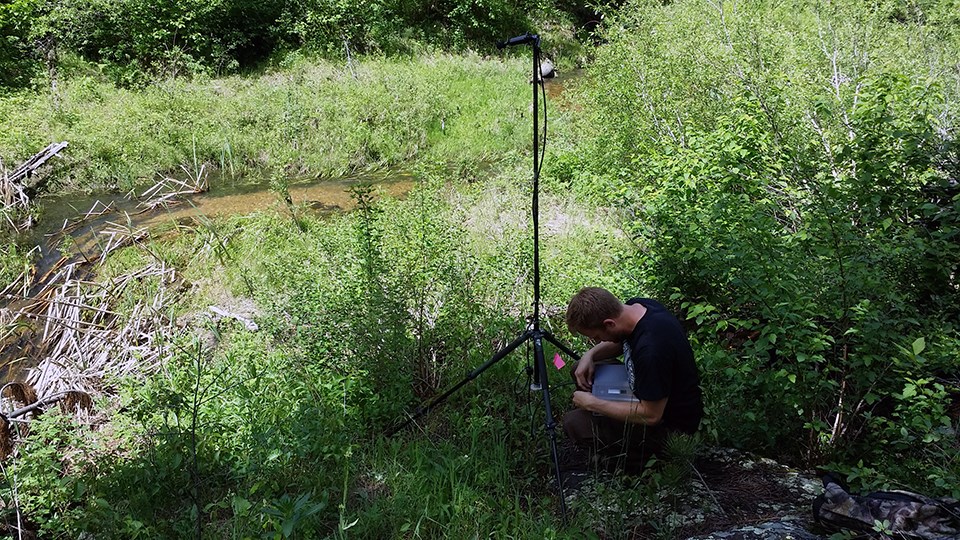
left=572, top=390, right=598, bottom=411
left=574, top=357, right=595, bottom=391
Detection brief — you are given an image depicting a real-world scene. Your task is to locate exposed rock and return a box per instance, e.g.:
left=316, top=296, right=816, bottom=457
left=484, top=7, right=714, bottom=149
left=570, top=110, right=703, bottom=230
left=687, top=520, right=824, bottom=540
left=209, top=305, right=259, bottom=331
left=566, top=447, right=826, bottom=539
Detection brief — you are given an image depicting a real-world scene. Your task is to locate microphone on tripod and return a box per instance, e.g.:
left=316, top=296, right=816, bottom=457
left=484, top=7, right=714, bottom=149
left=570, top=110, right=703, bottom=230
left=390, top=30, right=579, bottom=522
left=496, top=33, right=539, bottom=49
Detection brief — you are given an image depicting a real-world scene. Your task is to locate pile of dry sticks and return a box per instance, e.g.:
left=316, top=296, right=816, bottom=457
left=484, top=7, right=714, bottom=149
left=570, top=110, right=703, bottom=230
left=0, top=142, right=213, bottom=457
left=1, top=227, right=188, bottom=459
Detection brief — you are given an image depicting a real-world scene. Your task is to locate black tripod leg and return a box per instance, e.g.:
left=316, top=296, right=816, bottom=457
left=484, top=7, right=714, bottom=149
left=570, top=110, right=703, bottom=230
left=387, top=331, right=532, bottom=436
left=532, top=332, right=569, bottom=521
left=542, top=331, right=581, bottom=362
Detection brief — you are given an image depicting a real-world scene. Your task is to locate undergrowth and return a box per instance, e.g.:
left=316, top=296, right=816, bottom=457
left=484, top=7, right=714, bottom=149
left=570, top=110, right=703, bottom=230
left=3, top=166, right=641, bottom=537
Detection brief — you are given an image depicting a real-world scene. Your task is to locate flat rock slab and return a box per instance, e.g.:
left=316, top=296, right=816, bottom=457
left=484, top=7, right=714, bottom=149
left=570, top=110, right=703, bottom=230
left=687, top=520, right=824, bottom=540
left=567, top=446, right=826, bottom=539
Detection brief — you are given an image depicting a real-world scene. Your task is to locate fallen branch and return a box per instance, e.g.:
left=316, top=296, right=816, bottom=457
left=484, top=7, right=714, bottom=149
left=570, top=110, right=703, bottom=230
left=7, top=142, right=69, bottom=187
left=2, top=391, right=73, bottom=420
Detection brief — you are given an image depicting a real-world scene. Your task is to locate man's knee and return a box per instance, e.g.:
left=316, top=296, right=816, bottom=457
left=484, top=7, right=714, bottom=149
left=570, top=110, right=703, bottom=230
left=562, top=408, right=594, bottom=444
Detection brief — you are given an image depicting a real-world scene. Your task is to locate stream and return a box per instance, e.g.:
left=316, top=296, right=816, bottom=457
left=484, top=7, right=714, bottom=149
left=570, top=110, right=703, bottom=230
left=29, top=168, right=415, bottom=281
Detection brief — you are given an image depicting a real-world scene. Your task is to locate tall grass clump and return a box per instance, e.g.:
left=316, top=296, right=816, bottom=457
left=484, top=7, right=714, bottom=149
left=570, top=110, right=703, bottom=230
left=560, top=0, right=960, bottom=493
left=0, top=53, right=532, bottom=193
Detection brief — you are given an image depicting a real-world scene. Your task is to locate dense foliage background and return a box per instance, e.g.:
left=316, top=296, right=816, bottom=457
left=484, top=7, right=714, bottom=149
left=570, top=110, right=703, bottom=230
left=558, top=0, right=960, bottom=490
left=1, top=0, right=570, bottom=86
left=1, top=0, right=958, bottom=537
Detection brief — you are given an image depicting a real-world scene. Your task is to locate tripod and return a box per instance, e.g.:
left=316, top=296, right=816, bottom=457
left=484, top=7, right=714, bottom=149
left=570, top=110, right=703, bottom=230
left=388, top=33, right=580, bottom=519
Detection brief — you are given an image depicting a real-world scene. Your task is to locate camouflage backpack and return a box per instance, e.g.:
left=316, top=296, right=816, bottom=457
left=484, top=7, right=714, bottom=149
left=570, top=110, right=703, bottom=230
left=813, top=475, right=960, bottom=539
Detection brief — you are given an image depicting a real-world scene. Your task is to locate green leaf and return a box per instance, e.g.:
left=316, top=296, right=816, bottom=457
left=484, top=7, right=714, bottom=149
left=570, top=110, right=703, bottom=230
left=232, top=496, right=252, bottom=515
left=912, top=337, right=925, bottom=355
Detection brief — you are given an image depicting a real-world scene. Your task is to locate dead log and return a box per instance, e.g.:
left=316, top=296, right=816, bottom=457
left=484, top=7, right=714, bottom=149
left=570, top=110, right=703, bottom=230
left=8, top=142, right=69, bottom=194
left=3, top=390, right=78, bottom=419
left=0, top=390, right=91, bottom=459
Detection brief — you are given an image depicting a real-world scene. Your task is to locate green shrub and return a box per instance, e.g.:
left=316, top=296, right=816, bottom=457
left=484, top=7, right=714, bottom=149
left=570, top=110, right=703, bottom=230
left=7, top=0, right=568, bottom=83
left=560, top=0, right=960, bottom=492
left=0, top=0, right=41, bottom=88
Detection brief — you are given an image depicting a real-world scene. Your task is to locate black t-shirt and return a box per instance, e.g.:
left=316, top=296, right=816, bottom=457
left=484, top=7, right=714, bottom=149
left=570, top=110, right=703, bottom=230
left=623, top=298, right=703, bottom=434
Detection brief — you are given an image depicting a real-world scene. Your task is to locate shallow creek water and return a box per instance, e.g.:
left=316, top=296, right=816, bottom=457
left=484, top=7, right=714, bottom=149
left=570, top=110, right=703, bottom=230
left=29, top=169, right=415, bottom=282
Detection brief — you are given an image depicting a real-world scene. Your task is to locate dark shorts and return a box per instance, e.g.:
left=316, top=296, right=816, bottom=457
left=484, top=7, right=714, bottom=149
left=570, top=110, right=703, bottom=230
left=562, top=408, right=671, bottom=472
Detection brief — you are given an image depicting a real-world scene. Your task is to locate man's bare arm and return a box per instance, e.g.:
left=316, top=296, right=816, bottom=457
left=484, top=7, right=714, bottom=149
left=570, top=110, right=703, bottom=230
left=572, top=391, right=668, bottom=426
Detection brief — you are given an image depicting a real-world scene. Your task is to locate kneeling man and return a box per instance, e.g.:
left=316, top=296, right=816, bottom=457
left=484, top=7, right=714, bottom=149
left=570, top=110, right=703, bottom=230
left=563, top=287, right=703, bottom=472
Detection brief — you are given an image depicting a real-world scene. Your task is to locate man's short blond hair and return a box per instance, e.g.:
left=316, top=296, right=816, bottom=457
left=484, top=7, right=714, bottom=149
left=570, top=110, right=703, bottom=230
left=566, top=287, right=623, bottom=332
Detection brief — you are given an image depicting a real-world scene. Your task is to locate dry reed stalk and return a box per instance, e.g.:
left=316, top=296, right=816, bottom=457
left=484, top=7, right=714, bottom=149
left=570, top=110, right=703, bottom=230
left=181, top=162, right=209, bottom=193
left=49, top=200, right=116, bottom=238
left=138, top=168, right=209, bottom=211
left=0, top=210, right=185, bottom=456
left=0, top=271, right=28, bottom=300
left=1, top=158, right=28, bottom=206
left=1, top=158, right=33, bottom=232
left=31, top=255, right=71, bottom=293
left=25, top=263, right=179, bottom=397
left=80, top=200, right=115, bottom=221
left=98, top=220, right=148, bottom=262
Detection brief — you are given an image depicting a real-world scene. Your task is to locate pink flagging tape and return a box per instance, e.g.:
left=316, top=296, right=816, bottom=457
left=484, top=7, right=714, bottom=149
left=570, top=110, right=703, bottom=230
left=553, top=353, right=566, bottom=370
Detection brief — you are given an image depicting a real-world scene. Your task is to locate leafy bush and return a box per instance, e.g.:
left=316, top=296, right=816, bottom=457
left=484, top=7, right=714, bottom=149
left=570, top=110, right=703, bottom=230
left=0, top=0, right=41, bottom=88
left=562, top=0, right=960, bottom=491
left=3, top=0, right=567, bottom=84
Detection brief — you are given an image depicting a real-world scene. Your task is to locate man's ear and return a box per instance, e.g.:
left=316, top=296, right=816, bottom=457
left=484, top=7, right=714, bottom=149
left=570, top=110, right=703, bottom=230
left=602, top=318, right=617, bottom=330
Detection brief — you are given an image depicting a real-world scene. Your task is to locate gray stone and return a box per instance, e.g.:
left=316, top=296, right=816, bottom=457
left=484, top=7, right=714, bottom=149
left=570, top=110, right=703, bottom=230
left=565, top=447, right=827, bottom=539
left=686, top=520, right=824, bottom=540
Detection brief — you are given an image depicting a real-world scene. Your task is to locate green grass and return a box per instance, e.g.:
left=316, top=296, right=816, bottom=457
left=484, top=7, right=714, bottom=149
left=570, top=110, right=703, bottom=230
left=0, top=52, right=532, bottom=193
